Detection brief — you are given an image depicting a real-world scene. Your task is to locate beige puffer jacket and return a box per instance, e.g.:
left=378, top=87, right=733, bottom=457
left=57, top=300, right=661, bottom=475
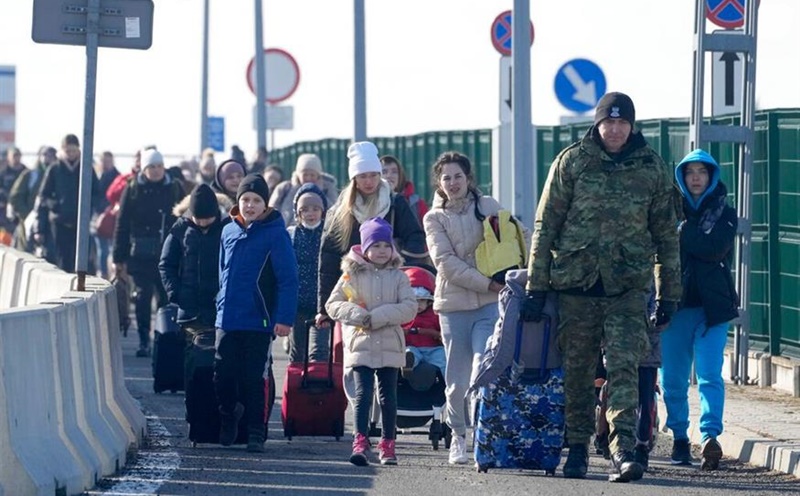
left=325, top=247, right=417, bottom=369
left=424, top=192, right=530, bottom=313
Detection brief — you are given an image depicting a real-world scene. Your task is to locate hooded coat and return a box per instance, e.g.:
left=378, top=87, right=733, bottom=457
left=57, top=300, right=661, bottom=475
left=269, top=171, right=338, bottom=227
left=325, top=246, right=417, bottom=369
left=287, top=183, right=328, bottom=312
left=674, top=149, right=739, bottom=327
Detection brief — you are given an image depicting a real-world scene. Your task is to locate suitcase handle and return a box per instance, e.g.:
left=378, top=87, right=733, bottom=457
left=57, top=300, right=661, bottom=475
left=301, top=319, right=335, bottom=389
left=514, top=314, right=551, bottom=380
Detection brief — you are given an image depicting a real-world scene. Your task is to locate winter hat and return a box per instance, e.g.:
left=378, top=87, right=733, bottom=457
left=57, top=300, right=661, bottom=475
left=217, top=159, right=246, bottom=186
left=293, top=183, right=328, bottom=214
left=594, top=92, right=636, bottom=126
left=295, top=153, right=323, bottom=175
left=413, top=286, right=434, bottom=301
left=141, top=148, right=164, bottom=169
left=347, top=141, right=382, bottom=180
left=237, top=173, right=270, bottom=203
left=189, top=184, right=219, bottom=218
left=359, top=217, right=394, bottom=254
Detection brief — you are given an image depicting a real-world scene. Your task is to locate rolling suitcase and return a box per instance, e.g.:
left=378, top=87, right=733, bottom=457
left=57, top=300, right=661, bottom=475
left=474, top=315, right=565, bottom=474
left=185, top=330, right=276, bottom=446
left=152, top=304, right=184, bottom=393
left=281, top=320, right=347, bottom=440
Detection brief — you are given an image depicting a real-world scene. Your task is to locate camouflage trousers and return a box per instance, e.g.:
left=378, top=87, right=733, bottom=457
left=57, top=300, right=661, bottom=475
left=558, top=290, right=650, bottom=453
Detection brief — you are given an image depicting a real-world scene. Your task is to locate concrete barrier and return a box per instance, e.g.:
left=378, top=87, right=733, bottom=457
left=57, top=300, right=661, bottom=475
left=0, top=247, right=146, bottom=495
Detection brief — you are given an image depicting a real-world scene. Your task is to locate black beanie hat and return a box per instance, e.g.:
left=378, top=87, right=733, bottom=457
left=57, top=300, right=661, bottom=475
left=236, top=174, right=270, bottom=203
left=189, top=184, right=219, bottom=218
left=594, top=92, right=636, bottom=126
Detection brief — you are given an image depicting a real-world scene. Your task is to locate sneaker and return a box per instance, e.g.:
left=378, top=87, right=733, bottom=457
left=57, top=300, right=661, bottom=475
left=610, top=450, right=644, bottom=482
left=633, top=444, right=650, bottom=472
left=448, top=435, right=468, bottom=465
left=563, top=443, right=589, bottom=479
left=135, top=346, right=151, bottom=358
left=246, top=435, right=265, bottom=453
left=402, top=351, right=415, bottom=374
left=350, top=433, right=371, bottom=466
left=377, top=438, right=397, bottom=465
left=700, top=438, right=723, bottom=471
left=218, top=402, right=244, bottom=447
left=670, top=438, right=693, bottom=466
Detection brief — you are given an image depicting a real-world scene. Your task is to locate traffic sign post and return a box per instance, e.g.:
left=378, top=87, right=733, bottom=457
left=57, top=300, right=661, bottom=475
left=554, top=58, right=606, bottom=113
left=499, top=57, right=511, bottom=124
left=490, top=10, right=534, bottom=56
left=31, top=0, right=154, bottom=291
left=246, top=48, right=300, bottom=104
left=207, top=116, right=225, bottom=152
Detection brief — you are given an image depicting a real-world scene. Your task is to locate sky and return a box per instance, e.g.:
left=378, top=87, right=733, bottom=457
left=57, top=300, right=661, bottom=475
left=1, top=0, right=799, bottom=166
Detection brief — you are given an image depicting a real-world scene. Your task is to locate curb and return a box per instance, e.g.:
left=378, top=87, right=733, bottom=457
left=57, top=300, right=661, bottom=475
left=656, top=391, right=800, bottom=478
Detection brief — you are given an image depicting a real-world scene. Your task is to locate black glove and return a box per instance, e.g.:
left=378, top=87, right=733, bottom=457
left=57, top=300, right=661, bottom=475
left=520, top=290, right=547, bottom=322
left=651, top=300, right=678, bottom=328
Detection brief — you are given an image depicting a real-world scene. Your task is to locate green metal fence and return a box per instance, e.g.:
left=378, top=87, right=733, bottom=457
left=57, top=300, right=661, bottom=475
left=271, top=109, right=800, bottom=359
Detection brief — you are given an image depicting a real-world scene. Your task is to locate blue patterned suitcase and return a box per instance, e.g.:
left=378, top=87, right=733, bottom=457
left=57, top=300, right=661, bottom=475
left=474, top=316, right=565, bottom=474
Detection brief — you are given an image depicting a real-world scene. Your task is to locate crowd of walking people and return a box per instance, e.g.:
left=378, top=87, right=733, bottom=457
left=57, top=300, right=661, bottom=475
left=0, top=90, right=738, bottom=480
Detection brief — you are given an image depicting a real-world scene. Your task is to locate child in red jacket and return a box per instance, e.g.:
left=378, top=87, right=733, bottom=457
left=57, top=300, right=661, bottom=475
left=401, top=266, right=445, bottom=377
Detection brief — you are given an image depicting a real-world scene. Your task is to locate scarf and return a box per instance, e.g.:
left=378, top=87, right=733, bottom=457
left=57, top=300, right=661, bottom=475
left=351, top=180, right=391, bottom=224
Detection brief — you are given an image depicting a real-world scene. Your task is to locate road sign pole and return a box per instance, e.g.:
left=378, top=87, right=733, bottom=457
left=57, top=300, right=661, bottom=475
left=200, top=0, right=209, bottom=152
left=254, top=0, right=267, bottom=150
left=75, top=0, right=100, bottom=291
left=511, top=0, right=534, bottom=227
left=354, top=0, right=367, bottom=142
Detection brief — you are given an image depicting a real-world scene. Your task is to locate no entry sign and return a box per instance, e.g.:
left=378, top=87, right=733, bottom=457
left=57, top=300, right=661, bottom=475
left=246, top=48, right=300, bottom=104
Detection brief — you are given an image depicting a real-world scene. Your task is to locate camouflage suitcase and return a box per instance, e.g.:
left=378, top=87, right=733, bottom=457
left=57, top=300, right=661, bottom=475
left=474, top=316, right=565, bottom=475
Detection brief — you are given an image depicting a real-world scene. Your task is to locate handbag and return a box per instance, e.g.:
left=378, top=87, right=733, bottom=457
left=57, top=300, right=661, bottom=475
left=94, top=205, right=118, bottom=239
left=475, top=210, right=528, bottom=283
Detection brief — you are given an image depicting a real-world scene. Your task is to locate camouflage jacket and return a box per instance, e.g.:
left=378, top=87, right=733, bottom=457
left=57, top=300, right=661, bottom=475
left=526, top=128, right=681, bottom=302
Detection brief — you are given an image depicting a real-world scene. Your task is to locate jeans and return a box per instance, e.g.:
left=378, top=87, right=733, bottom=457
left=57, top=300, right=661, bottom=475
left=93, top=235, right=111, bottom=278
left=288, top=309, right=330, bottom=363
left=406, top=346, right=446, bottom=378
left=659, top=307, right=728, bottom=442
left=352, top=366, right=398, bottom=439
left=439, top=304, right=498, bottom=437
left=214, top=329, right=272, bottom=439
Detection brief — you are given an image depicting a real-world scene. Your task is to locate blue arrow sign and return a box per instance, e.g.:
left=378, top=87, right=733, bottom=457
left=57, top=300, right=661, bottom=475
left=554, top=59, right=606, bottom=113
left=207, top=116, right=225, bottom=152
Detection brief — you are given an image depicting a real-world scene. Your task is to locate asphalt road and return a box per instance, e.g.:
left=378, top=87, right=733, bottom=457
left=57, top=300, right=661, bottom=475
left=85, top=331, right=800, bottom=496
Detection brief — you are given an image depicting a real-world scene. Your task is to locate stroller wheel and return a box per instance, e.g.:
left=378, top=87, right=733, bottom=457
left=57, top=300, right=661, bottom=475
left=443, top=424, right=452, bottom=449
left=368, top=421, right=382, bottom=438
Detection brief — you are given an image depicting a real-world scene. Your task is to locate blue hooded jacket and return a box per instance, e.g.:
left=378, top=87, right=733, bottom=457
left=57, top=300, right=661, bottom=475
left=675, top=149, right=720, bottom=211
left=216, top=206, right=299, bottom=333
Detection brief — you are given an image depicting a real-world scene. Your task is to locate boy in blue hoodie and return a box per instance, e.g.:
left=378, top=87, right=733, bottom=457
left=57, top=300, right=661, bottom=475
left=286, top=183, right=329, bottom=363
left=659, top=149, right=738, bottom=471
left=215, top=174, right=298, bottom=452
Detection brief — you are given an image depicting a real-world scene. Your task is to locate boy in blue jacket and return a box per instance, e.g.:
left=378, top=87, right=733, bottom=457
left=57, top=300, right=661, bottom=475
left=659, top=149, right=738, bottom=471
left=215, top=174, right=298, bottom=452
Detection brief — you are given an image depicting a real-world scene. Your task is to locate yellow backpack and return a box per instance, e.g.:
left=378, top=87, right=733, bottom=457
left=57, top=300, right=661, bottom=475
left=475, top=210, right=528, bottom=283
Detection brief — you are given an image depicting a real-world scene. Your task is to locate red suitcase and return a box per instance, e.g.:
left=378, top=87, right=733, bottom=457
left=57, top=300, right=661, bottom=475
left=281, top=320, right=347, bottom=440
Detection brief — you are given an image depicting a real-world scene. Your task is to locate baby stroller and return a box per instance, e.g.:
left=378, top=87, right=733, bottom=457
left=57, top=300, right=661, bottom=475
left=368, top=265, right=451, bottom=450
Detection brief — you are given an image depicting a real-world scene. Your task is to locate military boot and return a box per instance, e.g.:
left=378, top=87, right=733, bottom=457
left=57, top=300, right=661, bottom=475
left=562, top=443, right=589, bottom=479
left=609, top=450, right=644, bottom=483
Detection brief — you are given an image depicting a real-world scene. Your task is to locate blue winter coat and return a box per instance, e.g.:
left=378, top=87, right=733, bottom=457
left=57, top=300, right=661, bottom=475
left=215, top=207, right=299, bottom=333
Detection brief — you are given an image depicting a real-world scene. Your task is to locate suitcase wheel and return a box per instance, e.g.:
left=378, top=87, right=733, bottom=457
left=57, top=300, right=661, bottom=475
left=368, top=421, right=381, bottom=438
left=443, top=424, right=452, bottom=450
left=192, top=441, right=197, bottom=448
left=284, top=419, right=294, bottom=440
left=334, top=419, right=344, bottom=441
left=545, top=468, right=556, bottom=476
left=477, top=463, right=489, bottom=473
left=430, top=420, right=442, bottom=450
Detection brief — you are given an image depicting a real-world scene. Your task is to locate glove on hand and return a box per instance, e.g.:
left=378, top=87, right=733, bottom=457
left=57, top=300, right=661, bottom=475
left=651, top=300, right=678, bottom=328
left=520, top=290, right=547, bottom=322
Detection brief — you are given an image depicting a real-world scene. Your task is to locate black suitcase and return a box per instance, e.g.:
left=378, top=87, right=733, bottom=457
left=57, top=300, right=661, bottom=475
left=152, top=304, right=185, bottom=393
left=185, top=331, right=276, bottom=446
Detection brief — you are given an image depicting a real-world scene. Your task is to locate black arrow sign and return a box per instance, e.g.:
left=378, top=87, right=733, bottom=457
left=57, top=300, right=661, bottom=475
left=505, top=64, right=512, bottom=110
left=720, top=51, right=739, bottom=106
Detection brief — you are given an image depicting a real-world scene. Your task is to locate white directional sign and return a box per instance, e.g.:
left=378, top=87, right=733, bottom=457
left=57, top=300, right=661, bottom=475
left=499, top=56, right=511, bottom=124
left=711, top=30, right=743, bottom=116
left=252, top=105, right=294, bottom=130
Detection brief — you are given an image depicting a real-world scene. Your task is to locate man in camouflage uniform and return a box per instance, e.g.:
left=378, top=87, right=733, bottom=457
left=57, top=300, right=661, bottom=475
left=521, top=92, right=681, bottom=482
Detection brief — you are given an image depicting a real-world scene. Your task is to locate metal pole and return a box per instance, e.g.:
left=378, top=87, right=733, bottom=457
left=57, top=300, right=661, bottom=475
left=200, top=0, right=209, bottom=153
left=353, top=0, right=367, bottom=141
left=689, top=0, right=706, bottom=150
left=75, top=0, right=100, bottom=291
left=254, top=0, right=267, bottom=150
left=735, top=0, right=759, bottom=385
left=511, top=0, right=534, bottom=226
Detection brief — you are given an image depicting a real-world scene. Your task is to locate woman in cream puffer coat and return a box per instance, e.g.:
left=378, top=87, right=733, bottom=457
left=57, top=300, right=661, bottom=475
left=423, top=151, right=530, bottom=464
